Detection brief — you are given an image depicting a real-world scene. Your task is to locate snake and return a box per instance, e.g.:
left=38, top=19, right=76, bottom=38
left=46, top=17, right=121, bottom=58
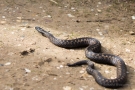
left=35, top=26, right=127, bottom=88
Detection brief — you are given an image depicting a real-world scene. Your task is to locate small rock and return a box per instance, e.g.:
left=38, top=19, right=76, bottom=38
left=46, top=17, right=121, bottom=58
left=98, top=32, right=103, bottom=36
left=131, top=16, right=135, bottom=20
left=67, top=14, right=75, bottom=17
left=129, top=31, right=135, bottom=35
left=20, top=50, right=29, bottom=55
left=1, top=21, right=6, bottom=24
left=111, top=76, right=116, bottom=79
left=79, top=88, right=84, bottom=90
left=59, top=65, right=64, bottom=68
left=54, top=77, right=57, bottom=80
left=17, top=44, right=21, bottom=46
left=80, top=70, right=85, bottom=74
left=90, top=87, right=94, bottom=90
left=17, top=17, right=22, bottom=20
left=47, top=15, right=52, bottom=18
left=50, top=0, right=58, bottom=4
left=98, top=2, right=102, bottom=4
left=125, top=48, right=130, bottom=53
left=2, top=16, right=6, bottom=18
left=63, top=86, right=72, bottom=90
left=71, top=7, right=75, bottom=10
left=97, top=9, right=101, bottom=12
left=29, top=48, right=35, bottom=53
left=24, top=68, right=31, bottom=73
left=5, top=62, right=11, bottom=66
left=105, top=70, right=110, bottom=74
left=16, top=20, right=22, bottom=22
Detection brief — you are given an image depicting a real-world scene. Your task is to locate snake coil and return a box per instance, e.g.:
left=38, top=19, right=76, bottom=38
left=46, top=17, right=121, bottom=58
left=35, top=27, right=127, bottom=88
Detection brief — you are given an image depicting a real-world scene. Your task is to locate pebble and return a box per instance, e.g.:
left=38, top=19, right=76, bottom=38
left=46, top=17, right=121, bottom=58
left=4, top=62, right=11, bottom=66
left=21, top=28, right=26, bottom=31
left=129, top=31, right=135, bottom=35
left=47, top=15, right=51, bottom=18
left=50, top=0, right=58, bottom=4
left=54, top=77, right=57, bottom=80
left=79, top=88, right=84, bottom=90
left=90, top=87, right=94, bottom=90
left=24, top=68, right=31, bottom=73
left=98, top=32, right=103, bottom=36
left=63, top=86, right=72, bottom=90
left=131, top=16, right=135, bottom=20
left=2, top=16, right=5, bottom=18
left=125, top=48, right=130, bottom=53
left=111, top=76, right=116, bottom=79
left=98, top=2, right=102, bottom=4
left=17, top=17, right=22, bottom=20
left=105, top=70, right=110, bottom=74
left=97, top=9, right=101, bottom=12
left=67, top=14, right=75, bottom=17
left=57, top=65, right=64, bottom=69
left=17, top=44, right=21, bottom=46
left=1, top=21, right=6, bottom=24
left=79, top=70, right=85, bottom=74
left=59, top=65, right=64, bottom=68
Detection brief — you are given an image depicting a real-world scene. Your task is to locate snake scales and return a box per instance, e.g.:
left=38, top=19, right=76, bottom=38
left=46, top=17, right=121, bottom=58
left=35, top=27, right=127, bottom=88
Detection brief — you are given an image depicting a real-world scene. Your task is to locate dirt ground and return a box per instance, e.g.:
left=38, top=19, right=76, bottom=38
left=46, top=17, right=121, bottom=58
left=0, top=0, right=135, bottom=90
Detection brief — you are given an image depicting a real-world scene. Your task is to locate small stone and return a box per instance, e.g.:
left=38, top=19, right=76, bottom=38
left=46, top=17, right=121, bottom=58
left=97, top=9, right=101, bottom=12
left=66, top=72, right=70, bottom=74
left=2, top=16, right=6, bottom=18
left=90, top=87, right=94, bottom=90
left=21, top=28, right=26, bottom=31
left=63, top=86, right=72, bottom=90
left=98, top=32, right=103, bottom=36
left=105, top=70, right=110, bottom=74
left=111, top=76, right=116, bottom=79
left=47, top=15, right=51, bottom=18
left=98, top=2, right=102, bottom=4
left=11, top=32, right=15, bottom=34
left=20, top=50, right=29, bottom=55
left=54, top=77, right=57, bottom=80
left=17, top=17, right=22, bottom=20
left=79, top=88, right=84, bottom=90
left=5, top=62, right=11, bottom=66
left=1, top=21, right=6, bottom=24
left=24, top=68, right=31, bottom=73
left=16, top=20, right=22, bottom=22
left=71, top=7, right=75, bottom=10
left=17, top=44, right=21, bottom=46
left=131, top=16, right=135, bottom=20
left=129, top=31, right=135, bottom=35
left=79, top=70, right=85, bottom=74
left=60, top=65, right=64, bottom=68
left=67, top=14, right=75, bottom=17
left=50, top=0, right=58, bottom=4
left=125, top=48, right=130, bottom=53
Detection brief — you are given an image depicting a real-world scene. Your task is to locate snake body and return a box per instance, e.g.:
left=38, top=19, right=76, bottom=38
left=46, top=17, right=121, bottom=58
left=35, top=27, right=127, bottom=88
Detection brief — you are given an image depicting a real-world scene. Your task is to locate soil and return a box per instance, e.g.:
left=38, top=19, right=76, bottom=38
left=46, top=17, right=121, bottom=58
left=0, top=0, right=135, bottom=90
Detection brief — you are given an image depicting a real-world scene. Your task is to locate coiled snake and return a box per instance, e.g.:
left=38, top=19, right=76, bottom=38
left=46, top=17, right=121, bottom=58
left=35, top=27, right=127, bottom=88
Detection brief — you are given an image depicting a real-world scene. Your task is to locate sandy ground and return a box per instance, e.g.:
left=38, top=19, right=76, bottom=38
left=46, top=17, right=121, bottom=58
left=0, top=0, right=135, bottom=90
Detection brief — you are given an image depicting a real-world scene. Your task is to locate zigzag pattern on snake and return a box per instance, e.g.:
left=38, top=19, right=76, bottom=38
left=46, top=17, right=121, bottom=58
left=35, top=26, right=127, bottom=88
